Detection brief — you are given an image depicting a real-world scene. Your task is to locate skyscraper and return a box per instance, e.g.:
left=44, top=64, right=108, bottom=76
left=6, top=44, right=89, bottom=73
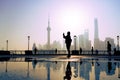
left=84, top=29, right=91, bottom=50
left=47, top=17, right=51, bottom=49
left=94, top=18, right=99, bottom=39
left=79, top=30, right=91, bottom=50
left=94, top=18, right=99, bottom=49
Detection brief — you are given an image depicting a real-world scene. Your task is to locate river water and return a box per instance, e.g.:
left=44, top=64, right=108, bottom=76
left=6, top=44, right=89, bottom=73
left=0, top=55, right=120, bottom=80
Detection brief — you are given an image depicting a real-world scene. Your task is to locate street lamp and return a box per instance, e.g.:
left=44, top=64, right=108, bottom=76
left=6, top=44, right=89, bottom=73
left=74, top=35, right=77, bottom=50
left=27, top=36, right=30, bottom=77
left=28, top=36, right=30, bottom=50
left=6, top=40, right=8, bottom=51
left=117, top=36, right=119, bottom=51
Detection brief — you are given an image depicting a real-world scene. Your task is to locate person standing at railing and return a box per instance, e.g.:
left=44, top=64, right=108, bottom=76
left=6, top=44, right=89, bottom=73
left=32, top=43, right=37, bottom=55
left=63, top=31, right=72, bottom=58
left=91, top=46, right=94, bottom=55
left=80, top=47, right=82, bottom=54
left=107, top=41, right=111, bottom=56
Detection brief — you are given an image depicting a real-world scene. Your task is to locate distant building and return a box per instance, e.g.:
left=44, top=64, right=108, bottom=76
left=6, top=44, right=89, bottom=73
left=94, top=18, right=99, bottom=40
left=94, top=18, right=100, bottom=50
left=84, top=29, right=91, bottom=50
left=105, top=37, right=115, bottom=50
left=94, top=37, right=115, bottom=50
left=47, top=17, right=51, bottom=50
left=98, top=40, right=106, bottom=50
left=79, top=35, right=84, bottom=49
left=79, top=30, right=91, bottom=50
left=51, top=40, right=61, bottom=50
left=62, top=39, right=66, bottom=50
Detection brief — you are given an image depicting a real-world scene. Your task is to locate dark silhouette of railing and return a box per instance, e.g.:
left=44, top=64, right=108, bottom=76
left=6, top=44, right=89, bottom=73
left=10, top=50, right=25, bottom=54
left=0, top=50, right=120, bottom=62
left=9, top=50, right=67, bottom=55
left=6, top=50, right=114, bottom=55
left=0, top=50, right=118, bottom=56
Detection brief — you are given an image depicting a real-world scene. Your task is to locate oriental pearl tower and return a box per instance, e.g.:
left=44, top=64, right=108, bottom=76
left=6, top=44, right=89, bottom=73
left=47, top=16, right=51, bottom=50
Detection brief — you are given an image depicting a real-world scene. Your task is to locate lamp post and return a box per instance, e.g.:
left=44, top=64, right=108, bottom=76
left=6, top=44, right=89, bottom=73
left=28, top=36, right=30, bottom=50
left=6, top=40, right=8, bottom=51
left=27, top=36, right=30, bottom=77
left=117, top=36, right=119, bottom=51
left=74, top=35, right=77, bottom=50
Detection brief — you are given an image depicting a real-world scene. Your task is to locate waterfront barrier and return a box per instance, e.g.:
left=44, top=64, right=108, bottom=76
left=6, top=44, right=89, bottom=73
left=0, top=51, right=10, bottom=55
left=25, top=50, right=33, bottom=55
left=0, top=50, right=10, bottom=61
left=72, top=50, right=79, bottom=55
left=0, top=50, right=119, bottom=56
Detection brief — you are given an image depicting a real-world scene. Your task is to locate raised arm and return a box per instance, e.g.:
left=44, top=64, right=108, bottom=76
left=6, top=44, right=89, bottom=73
left=63, top=33, right=66, bottom=38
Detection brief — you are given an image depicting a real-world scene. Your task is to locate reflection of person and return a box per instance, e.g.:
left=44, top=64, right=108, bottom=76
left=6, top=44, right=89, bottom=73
left=95, top=49, right=98, bottom=55
left=32, top=59, right=37, bottom=69
left=63, top=31, right=72, bottom=57
left=64, top=62, right=72, bottom=80
left=108, top=61, right=112, bottom=74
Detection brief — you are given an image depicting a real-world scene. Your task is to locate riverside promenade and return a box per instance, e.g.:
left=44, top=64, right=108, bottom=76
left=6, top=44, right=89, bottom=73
left=0, top=50, right=120, bottom=63
left=0, top=50, right=120, bottom=59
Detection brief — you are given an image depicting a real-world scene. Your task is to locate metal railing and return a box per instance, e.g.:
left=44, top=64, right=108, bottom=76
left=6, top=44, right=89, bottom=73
left=8, top=50, right=114, bottom=55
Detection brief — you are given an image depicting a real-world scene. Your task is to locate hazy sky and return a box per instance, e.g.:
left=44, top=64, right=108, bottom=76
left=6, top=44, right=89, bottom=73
left=0, top=0, right=120, bottom=50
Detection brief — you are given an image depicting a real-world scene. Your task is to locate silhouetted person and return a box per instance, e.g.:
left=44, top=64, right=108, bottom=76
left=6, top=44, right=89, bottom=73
left=107, top=41, right=111, bottom=56
left=63, top=31, right=72, bottom=58
left=55, top=48, right=57, bottom=54
left=114, top=48, right=116, bottom=55
left=32, top=43, right=37, bottom=55
left=80, top=47, right=82, bottom=54
left=64, top=62, right=72, bottom=80
left=34, top=47, right=37, bottom=54
left=96, top=49, right=98, bottom=55
left=91, top=46, right=94, bottom=55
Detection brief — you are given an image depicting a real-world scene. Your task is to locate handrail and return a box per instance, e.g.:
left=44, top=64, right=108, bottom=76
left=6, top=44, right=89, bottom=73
left=6, top=50, right=115, bottom=55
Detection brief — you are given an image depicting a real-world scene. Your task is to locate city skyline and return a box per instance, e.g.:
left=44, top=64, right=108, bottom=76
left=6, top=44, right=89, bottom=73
left=0, top=0, right=120, bottom=50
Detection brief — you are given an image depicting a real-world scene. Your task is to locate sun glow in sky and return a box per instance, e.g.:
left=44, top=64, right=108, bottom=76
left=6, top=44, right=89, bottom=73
left=61, top=10, right=80, bottom=27
left=0, top=0, right=120, bottom=50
